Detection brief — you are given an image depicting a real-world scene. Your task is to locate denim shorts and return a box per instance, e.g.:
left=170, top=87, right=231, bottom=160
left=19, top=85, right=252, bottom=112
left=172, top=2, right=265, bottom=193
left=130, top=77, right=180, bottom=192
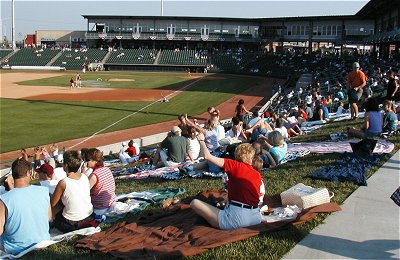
left=218, top=203, right=261, bottom=230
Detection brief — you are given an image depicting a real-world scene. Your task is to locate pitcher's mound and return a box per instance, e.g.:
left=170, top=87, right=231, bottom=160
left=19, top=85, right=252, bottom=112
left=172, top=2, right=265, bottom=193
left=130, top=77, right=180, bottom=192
left=108, top=78, right=135, bottom=82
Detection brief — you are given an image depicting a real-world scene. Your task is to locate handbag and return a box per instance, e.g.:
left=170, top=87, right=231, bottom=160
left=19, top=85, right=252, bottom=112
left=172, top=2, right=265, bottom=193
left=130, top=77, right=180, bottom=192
left=280, top=183, right=334, bottom=209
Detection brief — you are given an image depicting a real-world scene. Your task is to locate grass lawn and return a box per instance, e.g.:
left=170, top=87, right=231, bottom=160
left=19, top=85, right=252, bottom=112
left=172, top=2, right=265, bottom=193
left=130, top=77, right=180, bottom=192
left=0, top=75, right=260, bottom=153
left=16, top=71, right=197, bottom=89
left=27, top=119, right=399, bottom=259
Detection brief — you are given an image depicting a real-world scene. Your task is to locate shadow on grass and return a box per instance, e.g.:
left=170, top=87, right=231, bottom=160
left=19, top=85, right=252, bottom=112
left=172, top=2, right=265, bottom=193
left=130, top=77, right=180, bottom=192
left=15, top=99, right=181, bottom=118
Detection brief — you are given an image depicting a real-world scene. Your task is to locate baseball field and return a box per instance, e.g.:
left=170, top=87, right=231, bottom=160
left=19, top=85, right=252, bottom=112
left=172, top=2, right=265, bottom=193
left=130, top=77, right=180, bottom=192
left=0, top=70, right=270, bottom=153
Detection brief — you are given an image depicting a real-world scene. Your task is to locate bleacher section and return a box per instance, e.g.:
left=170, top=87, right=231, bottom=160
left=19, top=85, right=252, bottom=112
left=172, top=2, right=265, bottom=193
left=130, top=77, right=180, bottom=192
left=0, top=50, right=13, bottom=61
left=52, top=49, right=108, bottom=70
left=210, top=52, right=260, bottom=71
left=106, top=49, right=156, bottom=64
left=7, top=48, right=60, bottom=66
left=159, top=50, right=207, bottom=65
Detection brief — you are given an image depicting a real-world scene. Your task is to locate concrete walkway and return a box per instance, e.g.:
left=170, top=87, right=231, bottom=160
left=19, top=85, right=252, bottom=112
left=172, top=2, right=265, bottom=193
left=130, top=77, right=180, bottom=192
left=284, top=150, right=400, bottom=259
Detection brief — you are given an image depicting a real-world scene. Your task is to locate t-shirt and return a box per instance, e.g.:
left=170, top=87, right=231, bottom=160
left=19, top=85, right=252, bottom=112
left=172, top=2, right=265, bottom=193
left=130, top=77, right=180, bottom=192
left=40, top=180, right=59, bottom=194
left=62, top=175, right=93, bottom=221
left=383, top=111, right=398, bottom=132
left=161, top=135, right=189, bottom=163
left=126, top=146, right=138, bottom=157
left=205, top=128, right=220, bottom=152
left=269, top=142, right=288, bottom=163
left=0, top=185, right=50, bottom=254
left=188, top=138, right=201, bottom=160
left=366, top=111, right=383, bottom=134
left=54, top=167, right=67, bottom=180
left=90, top=166, right=116, bottom=210
left=347, top=70, right=367, bottom=89
left=224, top=158, right=262, bottom=207
left=274, top=126, right=289, bottom=139
left=215, top=125, right=226, bottom=141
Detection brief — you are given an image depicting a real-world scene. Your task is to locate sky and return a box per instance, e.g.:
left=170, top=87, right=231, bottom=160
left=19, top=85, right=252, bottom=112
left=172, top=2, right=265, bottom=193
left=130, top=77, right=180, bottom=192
left=1, top=0, right=369, bottom=42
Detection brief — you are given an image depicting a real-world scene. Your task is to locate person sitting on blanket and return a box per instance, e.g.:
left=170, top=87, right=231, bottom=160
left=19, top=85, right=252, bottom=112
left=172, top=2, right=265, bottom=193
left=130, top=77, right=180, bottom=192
left=118, top=142, right=132, bottom=164
left=51, top=150, right=95, bottom=233
left=152, top=126, right=193, bottom=167
left=187, top=117, right=225, bottom=153
left=347, top=97, right=383, bottom=139
left=310, top=100, right=329, bottom=122
left=382, top=100, right=398, bottom=132
left=252, top=141, right=278, bottom=169
left=282, top=116, right=302, bottom=137
left=190, top=134, right=262, bottom=230
left=245, top=111, right=274, bottom=140
left=125, top=140, right=140, bottom=157
left=257, top=131, right=288, bottom=167
left=225, top=116, right=247, bottom=141
left=0, top=158, right=51, bottom=255
left=187, top=126, right=201, bottom=161
left=335, top=101, right=346, bottom=116
left=85, top=148, right=116, bottom=215
left=38, top=162, right=66, bottom=195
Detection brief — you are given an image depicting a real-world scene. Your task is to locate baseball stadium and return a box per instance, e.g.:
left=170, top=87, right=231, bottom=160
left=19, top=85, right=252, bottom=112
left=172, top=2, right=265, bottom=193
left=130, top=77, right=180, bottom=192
left=0, top=0, right=399, bottom=259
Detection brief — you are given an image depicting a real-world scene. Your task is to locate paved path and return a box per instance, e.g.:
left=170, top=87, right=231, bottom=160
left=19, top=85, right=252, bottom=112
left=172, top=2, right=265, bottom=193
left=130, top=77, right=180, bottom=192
left=284, top=150, right=400, bottom=259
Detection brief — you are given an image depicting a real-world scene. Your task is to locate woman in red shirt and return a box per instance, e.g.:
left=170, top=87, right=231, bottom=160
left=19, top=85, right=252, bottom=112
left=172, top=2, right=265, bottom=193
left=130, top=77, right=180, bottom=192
left=190, top=133, right=262, bottom=230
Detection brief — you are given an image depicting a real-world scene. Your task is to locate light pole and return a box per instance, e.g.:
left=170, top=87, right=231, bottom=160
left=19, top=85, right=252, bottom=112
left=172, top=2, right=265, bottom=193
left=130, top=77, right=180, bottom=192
left=12, top=0, right=16, bottom=50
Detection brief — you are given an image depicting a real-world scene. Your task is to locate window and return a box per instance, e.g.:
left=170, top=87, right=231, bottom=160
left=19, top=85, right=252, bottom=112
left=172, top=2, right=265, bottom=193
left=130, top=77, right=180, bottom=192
left=182, top=28, right=188, bottom=32
left=190, top=29, right=197, bottom=32
left=327, top=25, right=331, bottom=35
left=214, top=29, right=221, bottom=33
left=222, top=29, right=229, bottom=33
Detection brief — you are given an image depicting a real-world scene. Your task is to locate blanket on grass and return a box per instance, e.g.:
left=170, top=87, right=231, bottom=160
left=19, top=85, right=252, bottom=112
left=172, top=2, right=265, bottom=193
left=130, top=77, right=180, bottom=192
left=103, top=187, right=186, bottom=222
left=288, top=139, right=394, bottom=154
left=308, top=153, right=384, bottom=186
left=75, top=190, right=341, bottom=259
left=114, top=150, right=311, bottom=180
left=0, top=227, right=101, bottom=259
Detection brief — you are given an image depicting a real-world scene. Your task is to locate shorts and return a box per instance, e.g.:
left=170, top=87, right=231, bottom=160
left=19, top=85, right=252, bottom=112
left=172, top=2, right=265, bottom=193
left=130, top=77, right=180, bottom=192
left=54, top=211, right=95, bottom=233
left=348, top=88, right=362, bottom=103
left=218, top=202, right=261, bottom=230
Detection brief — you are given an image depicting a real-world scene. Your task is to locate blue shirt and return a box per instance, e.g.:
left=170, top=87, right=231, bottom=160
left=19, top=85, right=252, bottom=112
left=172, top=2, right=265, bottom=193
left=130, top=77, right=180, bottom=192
left=0, top=185, right=50, bottom=254
left=269, top=142, right=288, bottom=163
left=383, top=111, right=398, bottom=132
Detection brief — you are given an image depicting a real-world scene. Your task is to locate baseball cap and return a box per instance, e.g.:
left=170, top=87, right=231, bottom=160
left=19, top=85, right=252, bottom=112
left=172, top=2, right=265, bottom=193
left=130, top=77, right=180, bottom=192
left=171, top=126, right=182, bottom=133
left=353, top=62, right=360, bottom=68
left=35, top=164, right=54, bottom=177
left=263, top=111, right=270, bottom=118
left=122, top=142, right=127, bottom=146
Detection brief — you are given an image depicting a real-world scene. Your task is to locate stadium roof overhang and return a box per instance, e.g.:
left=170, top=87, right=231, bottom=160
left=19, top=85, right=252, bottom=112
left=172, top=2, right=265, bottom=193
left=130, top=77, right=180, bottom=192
left=82, top=14, right=358, bottom=23
left=356, top=0, right=400, bottom=18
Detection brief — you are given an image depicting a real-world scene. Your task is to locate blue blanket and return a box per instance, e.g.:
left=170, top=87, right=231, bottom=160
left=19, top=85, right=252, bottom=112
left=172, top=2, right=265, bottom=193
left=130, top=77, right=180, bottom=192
left=308, top=152, right=384, bottom=186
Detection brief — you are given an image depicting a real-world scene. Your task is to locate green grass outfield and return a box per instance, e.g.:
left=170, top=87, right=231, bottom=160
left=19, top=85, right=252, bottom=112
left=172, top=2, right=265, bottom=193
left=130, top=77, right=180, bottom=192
left=27, top=119, right=399, bottom=259
left=0, top=72, right=260, bottom=153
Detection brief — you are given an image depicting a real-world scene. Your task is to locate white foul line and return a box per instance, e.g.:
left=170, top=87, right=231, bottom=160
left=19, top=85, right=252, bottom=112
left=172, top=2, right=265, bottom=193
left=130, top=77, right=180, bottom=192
left=67, top=76, right=204, bottom=150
